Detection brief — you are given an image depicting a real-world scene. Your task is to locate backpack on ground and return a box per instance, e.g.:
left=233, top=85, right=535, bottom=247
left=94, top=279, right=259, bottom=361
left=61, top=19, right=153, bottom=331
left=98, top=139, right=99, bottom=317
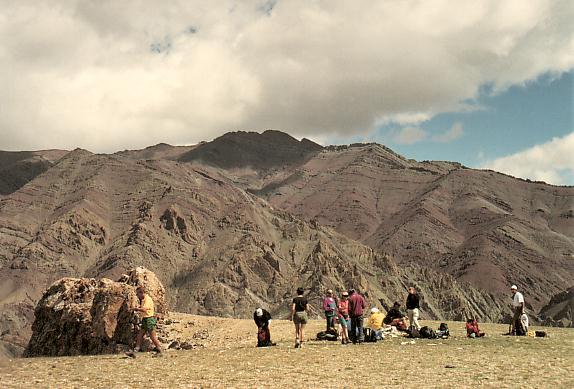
left=436, top=322, right=449, bottom=338
left=257, top=328, right=270, bottom=347
left=407, top=326, right=420, bottom=338
left=363, top=328, right=377, bottom=343
left=316, top=328, right=338, bottom=341
left=419, top=326, right=437, bottom=339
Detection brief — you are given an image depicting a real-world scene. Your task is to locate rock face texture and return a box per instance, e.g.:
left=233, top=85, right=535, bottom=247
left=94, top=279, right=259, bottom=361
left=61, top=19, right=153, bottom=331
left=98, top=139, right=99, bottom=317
left=539, top=287, right=574, bottom=328
left=25, top=267, right=165, bottom=357
left=0, top=130, right=572, bottom=357
left=194, top=140, right=573, bottom=312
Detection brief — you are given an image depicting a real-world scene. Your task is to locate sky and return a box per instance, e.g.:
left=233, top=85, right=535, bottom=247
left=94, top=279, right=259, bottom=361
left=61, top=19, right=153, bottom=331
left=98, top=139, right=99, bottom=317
left=0, top=0, right=573, bottom=184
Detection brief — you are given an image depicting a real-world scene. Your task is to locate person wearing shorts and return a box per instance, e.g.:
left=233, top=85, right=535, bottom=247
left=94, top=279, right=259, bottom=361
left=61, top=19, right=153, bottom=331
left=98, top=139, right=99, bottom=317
left=291, top=287, right=308, bottom=348
left=129, top=286, right=162, bottom=356
left=337, top=291, right=350, bottom=344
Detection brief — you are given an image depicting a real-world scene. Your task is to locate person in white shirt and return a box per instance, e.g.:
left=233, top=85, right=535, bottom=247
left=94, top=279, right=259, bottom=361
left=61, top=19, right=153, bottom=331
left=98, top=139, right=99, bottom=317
left=510, top=285, right=526, bottom=335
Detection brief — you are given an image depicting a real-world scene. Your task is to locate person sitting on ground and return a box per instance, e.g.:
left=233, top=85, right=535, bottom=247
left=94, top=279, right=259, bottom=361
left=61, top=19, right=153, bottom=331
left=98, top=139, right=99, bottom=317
left=127, top=286, right=162, bottom=356
left=253, top=308, right=274, bottom=347
left=466, top=318, right=485, bottom=338
left=322, top=289, right=337, bottom=331
left=365, top=307, right=385, bottom=341
left=383, top=302, right=410, bottom=331
left=337, top=291, right=351, bottom=344
left=291, top=287, right=308, bottom=348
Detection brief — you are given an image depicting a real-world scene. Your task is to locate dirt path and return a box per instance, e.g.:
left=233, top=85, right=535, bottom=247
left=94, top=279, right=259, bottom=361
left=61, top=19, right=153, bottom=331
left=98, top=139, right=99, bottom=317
left=1, top=315, right=572, bottom=388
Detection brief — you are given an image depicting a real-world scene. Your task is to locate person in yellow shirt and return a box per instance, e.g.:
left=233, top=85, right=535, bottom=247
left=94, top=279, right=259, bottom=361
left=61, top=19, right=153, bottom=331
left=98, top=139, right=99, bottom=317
left=365, top=307, right=385, bottom=341
left=128, top=286, right=162, bottom=356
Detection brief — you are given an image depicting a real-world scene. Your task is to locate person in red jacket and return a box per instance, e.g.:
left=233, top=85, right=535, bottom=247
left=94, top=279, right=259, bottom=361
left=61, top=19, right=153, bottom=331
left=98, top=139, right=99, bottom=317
left=348, top=289, right=366, bottom=344
left=466, top=318, right=485, bottom=338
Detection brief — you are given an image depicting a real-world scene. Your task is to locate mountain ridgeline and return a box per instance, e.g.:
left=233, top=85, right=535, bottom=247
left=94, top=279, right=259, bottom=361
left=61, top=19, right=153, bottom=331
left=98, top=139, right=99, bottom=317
left=0, top=130, right=572, bottom=357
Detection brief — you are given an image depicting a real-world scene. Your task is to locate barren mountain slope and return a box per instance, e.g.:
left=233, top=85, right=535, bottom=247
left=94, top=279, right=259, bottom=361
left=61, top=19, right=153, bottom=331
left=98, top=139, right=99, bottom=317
left=179, top=137, right=573, bottom=311
left=0, top=149, right=505, bottom=357
left=0, top=150, right=68, bottom=195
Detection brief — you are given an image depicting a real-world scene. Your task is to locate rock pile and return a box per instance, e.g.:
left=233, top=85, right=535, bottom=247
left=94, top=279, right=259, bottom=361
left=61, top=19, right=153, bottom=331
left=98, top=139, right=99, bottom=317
left=25, top=267, right=166, bottom=357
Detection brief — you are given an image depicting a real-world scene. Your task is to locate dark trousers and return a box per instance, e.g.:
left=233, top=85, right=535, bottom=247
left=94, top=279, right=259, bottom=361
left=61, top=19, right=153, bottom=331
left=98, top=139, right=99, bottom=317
left=257, top=327, right=270, bottom=347
left=350, top=315, right=364, bottom=343
left=325, top=314, right=336, bottom=330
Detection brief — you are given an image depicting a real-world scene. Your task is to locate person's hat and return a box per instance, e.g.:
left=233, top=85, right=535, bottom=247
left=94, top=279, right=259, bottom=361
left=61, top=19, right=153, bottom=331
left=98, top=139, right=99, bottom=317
left=342, top=291, right=349, bottom=296
left=511, top=285, right=518, bottom=290
left=371, top=307, right=379, bottom=313
left=327, top=289, right=333, bottom=294
left=255, top=308, right=263, bottom=317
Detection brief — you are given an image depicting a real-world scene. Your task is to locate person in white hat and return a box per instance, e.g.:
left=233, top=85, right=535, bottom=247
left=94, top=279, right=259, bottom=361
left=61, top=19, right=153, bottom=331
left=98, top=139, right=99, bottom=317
left=510, top=285, right=526, bottom=335
left=366, top=307, right=385, bottom=341
left=253, top=307, right=274, bottom=347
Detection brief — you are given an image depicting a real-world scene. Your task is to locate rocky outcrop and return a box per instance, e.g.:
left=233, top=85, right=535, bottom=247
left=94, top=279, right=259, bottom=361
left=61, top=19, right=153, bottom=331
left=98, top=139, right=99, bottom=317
left=25, top=267, right=165, bottom=357
left=539, top=287, right=574, bottom=328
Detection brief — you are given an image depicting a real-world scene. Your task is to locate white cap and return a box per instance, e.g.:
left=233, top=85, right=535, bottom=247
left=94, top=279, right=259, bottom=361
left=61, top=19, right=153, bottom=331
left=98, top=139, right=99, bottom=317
left=511, top=285, right=518, bottom=290
left=371, top=307, right=379, bottom=313
left=256, top=308, right=263, bottom=317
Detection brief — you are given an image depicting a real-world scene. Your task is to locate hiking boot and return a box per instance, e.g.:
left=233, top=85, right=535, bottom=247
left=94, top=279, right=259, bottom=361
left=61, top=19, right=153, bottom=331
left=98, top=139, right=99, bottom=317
left=294, top=341, right=300, bottom=349
left=125, top=351, right=136, bottom=359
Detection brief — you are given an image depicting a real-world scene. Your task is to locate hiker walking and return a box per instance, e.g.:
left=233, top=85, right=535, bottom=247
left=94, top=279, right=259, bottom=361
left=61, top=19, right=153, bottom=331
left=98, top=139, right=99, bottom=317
left=291, top=287, right=308, bottom=348
left=337, top=291, right=351, bottom=344
left=128, top=286, right=162, bottom=356
left=322, top=289, right=337, bottom=331
left=348, top=289, right=366, bottom=344
left=406, top=287, right=421, bottom=331
left=510, top=285, right=526, bottom=335
left=253, top=308, right=274, bottom=347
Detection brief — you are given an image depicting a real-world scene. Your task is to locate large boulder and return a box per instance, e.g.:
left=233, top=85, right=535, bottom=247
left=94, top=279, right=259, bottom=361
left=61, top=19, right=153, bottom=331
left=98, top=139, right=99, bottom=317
left=25, top=267, right=166, bottom=357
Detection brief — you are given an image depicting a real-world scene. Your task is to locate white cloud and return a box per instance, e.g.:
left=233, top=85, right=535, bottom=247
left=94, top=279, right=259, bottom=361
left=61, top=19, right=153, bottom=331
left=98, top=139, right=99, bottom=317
left=391, top=127, right=427, bottom=145
left=482, top=132, right=574, bottom=185
left=433, top=122, right=464, bottom=142
left=0, top=0, right=573, bottom=151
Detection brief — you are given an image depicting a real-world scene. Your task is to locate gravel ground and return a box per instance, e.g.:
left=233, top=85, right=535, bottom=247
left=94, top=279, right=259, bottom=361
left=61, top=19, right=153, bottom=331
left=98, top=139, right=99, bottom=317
left=1, top=314, right=572, bottom=388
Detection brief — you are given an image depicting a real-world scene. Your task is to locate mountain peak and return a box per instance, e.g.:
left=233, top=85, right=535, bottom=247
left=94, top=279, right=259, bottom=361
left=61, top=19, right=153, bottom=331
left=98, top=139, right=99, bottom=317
left=178, top=130, right=323, bottom=170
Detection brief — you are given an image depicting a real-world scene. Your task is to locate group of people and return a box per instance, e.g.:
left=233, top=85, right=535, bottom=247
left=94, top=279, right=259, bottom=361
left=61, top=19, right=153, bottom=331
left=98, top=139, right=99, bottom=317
left=126, top=283, right=530, bottom=355
left=252, top=286, right=424, bottom=348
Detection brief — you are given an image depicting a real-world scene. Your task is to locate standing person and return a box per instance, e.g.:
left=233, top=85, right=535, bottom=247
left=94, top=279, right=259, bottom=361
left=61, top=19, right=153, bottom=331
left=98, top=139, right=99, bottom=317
left=510, top=285, right=526, bottom=335
left=322, top=289, right=337, bottom=331
left=337, top=291, right=351, bottom=344
left=253, top=308, right=274, bottom=347
left=406, top=287, right=421, bottom=331
left=348, top=289, right=366, bottom=344
left=291, top=287, right=308, bottom=348
left=127, top=286, right=162, bottom=357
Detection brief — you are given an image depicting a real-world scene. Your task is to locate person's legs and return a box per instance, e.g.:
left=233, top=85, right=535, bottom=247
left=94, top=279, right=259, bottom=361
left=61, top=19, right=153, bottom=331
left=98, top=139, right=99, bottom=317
left=407, top=309, right=414, bottom=329
left=412, top=308, right=421, bottom=330
left=511, top=308, right=521, bottom=335
left=149, top=329, right=162, bottom=352
left=294, top=323, right=300, bottom=342
left=342, top=319, right=349, bottom=342
left=357, top=316, right=364, bottom=343
left=135, top=328, right=144, bottom=351
left=349, top=317, right=357, bottom=343
left=300, top=324, right=305, bottom=344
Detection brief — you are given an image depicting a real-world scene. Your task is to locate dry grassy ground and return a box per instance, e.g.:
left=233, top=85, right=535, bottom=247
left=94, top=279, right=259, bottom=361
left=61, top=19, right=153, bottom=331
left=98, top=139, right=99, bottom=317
left=1, top=313, right=572, bottom=388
